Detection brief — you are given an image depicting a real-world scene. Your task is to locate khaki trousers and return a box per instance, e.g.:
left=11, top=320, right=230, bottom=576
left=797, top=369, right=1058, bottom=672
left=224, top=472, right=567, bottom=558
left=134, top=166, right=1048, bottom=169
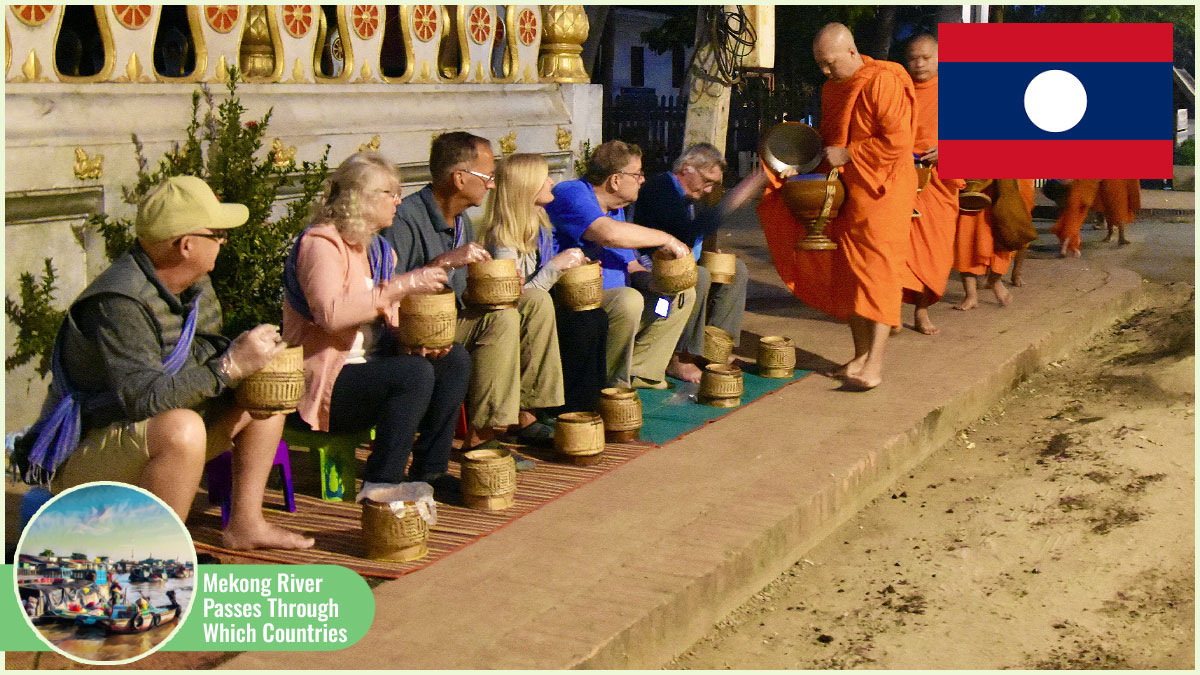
left=602, top=283, right=696, bottom=388
left=455, top=288, right=563, bottom=429
left=678, top=259, right=749, bottom=355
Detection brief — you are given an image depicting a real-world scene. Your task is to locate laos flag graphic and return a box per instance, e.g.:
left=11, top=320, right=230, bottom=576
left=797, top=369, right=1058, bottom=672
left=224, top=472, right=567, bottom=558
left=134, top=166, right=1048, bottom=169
left=939, top=23, right=1174, bottom=179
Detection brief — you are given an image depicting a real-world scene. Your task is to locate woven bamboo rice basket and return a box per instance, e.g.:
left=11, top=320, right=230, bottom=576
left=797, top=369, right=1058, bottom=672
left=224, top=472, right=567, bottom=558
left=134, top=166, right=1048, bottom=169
left=235, top=346, right=305, bottom=419
left=461, top=448, right=517, bottom=510
left=699, top=363, right=743, bottom=408
left=756, top=336, right=796, bottom=378
left=554, top=411, right=605, bottom=465
left=361, top=498, right=428, bottom=562
left=702, top=326, right=735, bottom=365
left=396, top=289, right=457, bottom=349
left=699, top=251, right=737, bottom=284
left=465, top=259, right=521, bottom=308
left=959, top=179, right=994, bottom=212
left=556, top=261, right=603, bottom=311
left=597, top=387, right=642, bottom=442
left=651, top=250, right=697, bottom=294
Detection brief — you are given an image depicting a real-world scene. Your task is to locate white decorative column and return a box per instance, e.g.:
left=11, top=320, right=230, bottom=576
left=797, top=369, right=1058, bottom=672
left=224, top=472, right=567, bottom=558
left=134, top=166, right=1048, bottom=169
left=275, top=4, right=319, bottom=84
left=7, top=4, right=63, bottom=82
left=494, top=5, right=542, bottom=84
left=198, top=4, right=246, bottom=83
left=104, top=4, right=160, bottom=83
left=345, top=4, right=384, bottom=83
left=397, top=3, right=443, bottom=84
left=458, top=5, right=495, bottom=83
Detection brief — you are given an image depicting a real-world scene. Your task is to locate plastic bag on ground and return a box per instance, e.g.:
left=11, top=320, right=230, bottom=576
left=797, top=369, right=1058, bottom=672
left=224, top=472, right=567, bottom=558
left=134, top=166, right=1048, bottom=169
left=356, top=481, right=438, bottom=526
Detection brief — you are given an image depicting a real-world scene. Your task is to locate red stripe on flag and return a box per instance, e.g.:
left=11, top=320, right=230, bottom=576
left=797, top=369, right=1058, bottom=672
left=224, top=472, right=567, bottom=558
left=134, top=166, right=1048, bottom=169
left=940, top=23, right=1173, bottom=63
left=938, top=140, right=1174, bottom=179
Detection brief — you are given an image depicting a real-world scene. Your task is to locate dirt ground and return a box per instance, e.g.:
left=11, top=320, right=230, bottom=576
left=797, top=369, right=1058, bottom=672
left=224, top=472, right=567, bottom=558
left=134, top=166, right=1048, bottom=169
left=671, top=280, right=1195, bottom=670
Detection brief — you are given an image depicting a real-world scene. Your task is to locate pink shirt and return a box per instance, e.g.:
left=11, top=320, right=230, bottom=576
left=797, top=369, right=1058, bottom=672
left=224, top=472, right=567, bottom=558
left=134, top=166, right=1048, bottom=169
left=282, top=224, right=398, bottom=431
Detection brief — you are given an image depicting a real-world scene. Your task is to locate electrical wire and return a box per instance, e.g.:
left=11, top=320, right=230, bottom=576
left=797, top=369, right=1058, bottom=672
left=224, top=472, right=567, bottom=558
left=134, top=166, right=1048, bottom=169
left=696, top=6, right=758, bottom=87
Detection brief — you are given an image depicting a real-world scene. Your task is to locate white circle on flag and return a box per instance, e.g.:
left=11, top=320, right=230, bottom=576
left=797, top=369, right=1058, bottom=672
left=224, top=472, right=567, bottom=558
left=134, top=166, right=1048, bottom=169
left=1024, top=70, right=1087, bottom=133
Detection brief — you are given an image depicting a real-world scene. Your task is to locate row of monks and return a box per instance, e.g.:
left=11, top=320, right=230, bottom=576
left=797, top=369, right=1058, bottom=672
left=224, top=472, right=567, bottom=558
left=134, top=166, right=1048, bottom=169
left=755, top=24, right=1140, bottom=390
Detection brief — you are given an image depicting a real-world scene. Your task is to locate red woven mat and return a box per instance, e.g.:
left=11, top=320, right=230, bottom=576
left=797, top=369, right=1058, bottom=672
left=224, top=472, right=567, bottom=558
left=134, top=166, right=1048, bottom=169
left=190, top=441, right=653, bottom=578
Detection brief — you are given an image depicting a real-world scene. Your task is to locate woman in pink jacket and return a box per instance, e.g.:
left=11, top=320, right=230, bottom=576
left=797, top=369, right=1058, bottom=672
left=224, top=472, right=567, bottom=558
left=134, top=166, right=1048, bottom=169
left=282, top=151, right=470, bottom=503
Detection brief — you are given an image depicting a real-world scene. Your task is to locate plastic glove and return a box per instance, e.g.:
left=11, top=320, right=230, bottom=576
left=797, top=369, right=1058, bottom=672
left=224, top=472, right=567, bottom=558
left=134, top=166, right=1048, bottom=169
left=658, top=236, right=692, bottom=260
left=222, top=324, right=286, bottom=382
left=548, top=248, right=586, bottom=272
left=429, top=242, right=491, bottom=269
left=386, top=266, right=447, bottom=302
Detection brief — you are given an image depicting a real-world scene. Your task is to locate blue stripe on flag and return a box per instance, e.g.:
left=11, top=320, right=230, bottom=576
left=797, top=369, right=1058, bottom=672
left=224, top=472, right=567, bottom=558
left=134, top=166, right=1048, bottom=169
left=940, top=62, right=1173, bottom=140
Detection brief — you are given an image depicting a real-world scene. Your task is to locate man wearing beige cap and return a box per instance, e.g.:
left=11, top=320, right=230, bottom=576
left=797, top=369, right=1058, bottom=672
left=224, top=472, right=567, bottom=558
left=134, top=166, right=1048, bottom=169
left=16, top=175, right=313, bottom=551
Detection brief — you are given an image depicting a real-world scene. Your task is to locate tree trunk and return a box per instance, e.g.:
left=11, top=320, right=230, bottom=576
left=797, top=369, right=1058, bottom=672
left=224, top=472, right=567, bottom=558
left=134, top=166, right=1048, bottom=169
left=862, top=5, right=896, bottom=60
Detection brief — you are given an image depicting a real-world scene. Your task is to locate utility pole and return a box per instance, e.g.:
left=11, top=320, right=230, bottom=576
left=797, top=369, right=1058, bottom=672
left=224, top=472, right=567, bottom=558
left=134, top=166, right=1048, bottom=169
left=681, top=6, right=774, bottom=155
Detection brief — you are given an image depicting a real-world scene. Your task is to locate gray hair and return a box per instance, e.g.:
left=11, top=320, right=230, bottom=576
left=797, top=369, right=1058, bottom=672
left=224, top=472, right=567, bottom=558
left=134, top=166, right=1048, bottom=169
left=314, top=151, right=399, bottom=246
left=673, top=142, right=728, bottom=173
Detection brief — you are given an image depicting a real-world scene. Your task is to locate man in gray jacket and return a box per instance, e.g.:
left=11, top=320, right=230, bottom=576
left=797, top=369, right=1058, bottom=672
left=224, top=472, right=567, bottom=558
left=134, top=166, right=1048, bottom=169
left=383, top=132, right=563, bottom=454
left=22, top=176, right=313, bottom=551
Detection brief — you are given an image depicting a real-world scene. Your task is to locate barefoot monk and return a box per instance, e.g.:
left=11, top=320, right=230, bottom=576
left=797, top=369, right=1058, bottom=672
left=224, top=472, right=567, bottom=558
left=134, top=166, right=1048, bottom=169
left=758, top=22, right=918, bottom=390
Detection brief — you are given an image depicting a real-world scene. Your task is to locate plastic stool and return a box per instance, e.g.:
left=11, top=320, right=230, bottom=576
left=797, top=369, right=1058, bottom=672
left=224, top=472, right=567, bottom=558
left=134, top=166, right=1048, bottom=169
left=282, top=426, right=373, bottom=502
left=205, top=439, right=295, bottom=528
left=19, top=487, right=55, bottom=531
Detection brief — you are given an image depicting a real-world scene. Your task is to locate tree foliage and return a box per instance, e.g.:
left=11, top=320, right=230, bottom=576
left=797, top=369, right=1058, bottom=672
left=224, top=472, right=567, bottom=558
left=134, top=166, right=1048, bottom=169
left=1002, top=5, right=1194, bottom=69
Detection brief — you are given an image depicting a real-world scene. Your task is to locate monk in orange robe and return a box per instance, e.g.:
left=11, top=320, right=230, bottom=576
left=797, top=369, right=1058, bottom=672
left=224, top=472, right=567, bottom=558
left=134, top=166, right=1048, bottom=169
left=1098, top=178, right=1140, bottom=245
left=1050, top=178, right=1100, bottom=257
left=897, top=34, right=965, bottom=335
left=757, top=23, right=918, bottom=390
left=952, top=179, right=1035, bottom=310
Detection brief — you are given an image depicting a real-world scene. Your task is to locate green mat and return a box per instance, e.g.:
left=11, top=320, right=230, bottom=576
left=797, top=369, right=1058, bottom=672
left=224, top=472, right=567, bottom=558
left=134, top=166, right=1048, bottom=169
left=636, top=365, right=810, bottom=445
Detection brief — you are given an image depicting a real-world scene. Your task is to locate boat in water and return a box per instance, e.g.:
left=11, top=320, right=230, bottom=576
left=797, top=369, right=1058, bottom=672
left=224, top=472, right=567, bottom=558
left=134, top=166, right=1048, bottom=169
left=75, top=591, right=183, bottom=635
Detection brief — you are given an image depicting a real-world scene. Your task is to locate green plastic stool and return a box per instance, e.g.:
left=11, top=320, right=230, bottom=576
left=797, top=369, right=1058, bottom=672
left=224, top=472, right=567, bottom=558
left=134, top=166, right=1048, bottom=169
left=282, top=427, right=374, bottom=502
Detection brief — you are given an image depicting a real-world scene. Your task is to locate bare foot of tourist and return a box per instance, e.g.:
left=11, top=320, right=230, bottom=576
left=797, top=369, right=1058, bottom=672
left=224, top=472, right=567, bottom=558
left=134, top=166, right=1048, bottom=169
left=952, top=295, right=978, bottom=311
left=223, top=520, right=315, bottom=551
left=890, top=324, right=903, bottom=336
left=914, top=309, right=939, bottom=335
left=666, top=353, right=702, bottom=383
left=993, top=280, right=1012, bottom=307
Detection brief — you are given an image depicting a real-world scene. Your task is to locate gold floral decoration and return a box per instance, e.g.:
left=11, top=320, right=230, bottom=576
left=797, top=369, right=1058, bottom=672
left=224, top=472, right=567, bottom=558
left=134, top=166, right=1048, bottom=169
left=498, top=131, right=517, bottom=155
left=555, top=126, right=572, bottom=152
left=358, top=134, right=381, bottom=153
left=73, top=148, right=104, bottom=180
left=270, top=138, right=298, bottom=168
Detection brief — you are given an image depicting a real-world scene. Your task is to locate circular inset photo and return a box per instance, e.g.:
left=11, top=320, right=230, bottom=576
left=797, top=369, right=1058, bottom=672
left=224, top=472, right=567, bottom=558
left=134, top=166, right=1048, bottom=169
left=15, top=482, right=195, bottom=665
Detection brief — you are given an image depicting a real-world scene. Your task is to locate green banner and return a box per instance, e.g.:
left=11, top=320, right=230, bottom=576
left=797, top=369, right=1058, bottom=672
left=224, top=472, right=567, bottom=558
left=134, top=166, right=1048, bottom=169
left=3, top=564, right=374, bottom=652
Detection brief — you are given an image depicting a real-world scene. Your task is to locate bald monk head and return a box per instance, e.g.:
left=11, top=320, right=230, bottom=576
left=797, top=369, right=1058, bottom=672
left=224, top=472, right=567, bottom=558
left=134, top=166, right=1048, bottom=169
left=813, top=22, right=864, bottom=82
left=905, top=34, right=938, bottom=83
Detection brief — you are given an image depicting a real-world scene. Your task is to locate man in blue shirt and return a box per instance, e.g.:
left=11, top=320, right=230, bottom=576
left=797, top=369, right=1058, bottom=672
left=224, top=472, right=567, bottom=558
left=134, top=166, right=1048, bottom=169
left=545, top=140, right=695, bottom=389
left=633, top=143, right=748, bottom=382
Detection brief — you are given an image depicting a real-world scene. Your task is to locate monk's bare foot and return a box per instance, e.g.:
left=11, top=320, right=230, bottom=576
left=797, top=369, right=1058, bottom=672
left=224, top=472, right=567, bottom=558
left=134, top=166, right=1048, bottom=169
left=890, top=324, right=903, bottom=336
left=842, top=371, right=882, bottom=391
left=825, top=356, right=866, bottom=379
left=1118, top=237, right=1131, bottom=246
left=993, top=281, right=1012, bottom=307
left=222, top=520, right=315, bottom=551
left=1010, top=274, right=1025, bottom=287
left=914, top=313, right=939, bottom=335
left=1069, top=248, right=1082, bottom=258
left=666, top=354, right=702, bottom=383
left=952, top=296, right=978, bottom=311
left=1101, top=232, right=1113, bottom=243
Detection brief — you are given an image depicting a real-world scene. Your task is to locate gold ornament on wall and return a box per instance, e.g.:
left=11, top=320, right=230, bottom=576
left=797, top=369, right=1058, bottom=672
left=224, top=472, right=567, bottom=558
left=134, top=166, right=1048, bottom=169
left=271, top=138, right=297, bottom=168
left=498, top=131, right=517, bottom=155
left=358, top=134, right=381, bottom=153
left=15, top=48, right=50, bottom=82
left=240, top=5, right=282, bottom=82
left=11, top=5, right=55, bottom=28
left=114, top=51, right=153, bottom=83
left=556, top=126, right=573, bottom=152
left=73, top=148, right=104, bottom=180
left=538, top=5, right=589, bottom=83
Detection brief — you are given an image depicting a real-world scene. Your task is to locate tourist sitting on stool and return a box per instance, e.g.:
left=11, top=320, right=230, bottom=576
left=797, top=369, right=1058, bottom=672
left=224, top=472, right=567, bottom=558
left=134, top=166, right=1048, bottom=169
left=545, top=140, right=696, bottom=389
left=383, top=132, right=564, bottom=455
left=633, top=143, right=748, bottom=382
left=477, top=152, right=608, bottom=414
left=13, top=175, right=314, bottom=551
left=283, top=151, right=470, bottom=504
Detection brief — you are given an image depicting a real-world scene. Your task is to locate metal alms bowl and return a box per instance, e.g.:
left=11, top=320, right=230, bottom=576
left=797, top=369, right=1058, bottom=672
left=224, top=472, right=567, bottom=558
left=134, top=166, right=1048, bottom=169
left=759, top=122, right=823, bottom=176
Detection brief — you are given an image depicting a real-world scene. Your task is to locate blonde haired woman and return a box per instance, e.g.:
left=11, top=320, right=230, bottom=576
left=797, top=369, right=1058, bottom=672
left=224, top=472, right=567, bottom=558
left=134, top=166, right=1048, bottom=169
left=479, top=153, right=608, bottom=414
left=282, top=151, right=470, bottom=503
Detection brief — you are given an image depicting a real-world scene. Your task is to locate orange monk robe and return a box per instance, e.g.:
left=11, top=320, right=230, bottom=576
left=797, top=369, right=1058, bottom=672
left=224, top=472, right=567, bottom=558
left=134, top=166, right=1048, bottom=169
left=757, top=55, right=918, bottom=326
left=1050, top=179, right=1100, bottom=252
left=1096, top=178, right=1139, bottom=226
left=901, top=75, right=966, bottom=304
left=954, top=180, right=1036, bottom=275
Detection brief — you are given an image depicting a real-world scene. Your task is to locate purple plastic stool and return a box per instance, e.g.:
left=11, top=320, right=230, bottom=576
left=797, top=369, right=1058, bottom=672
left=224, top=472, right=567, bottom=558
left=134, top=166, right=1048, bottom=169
left=205, top=439, right=296, bottom=528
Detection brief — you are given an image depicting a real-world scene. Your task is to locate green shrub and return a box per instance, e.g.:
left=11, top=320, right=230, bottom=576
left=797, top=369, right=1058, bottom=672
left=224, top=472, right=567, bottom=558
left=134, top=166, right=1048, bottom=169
left=1174, top=136, right=1194, bottom=166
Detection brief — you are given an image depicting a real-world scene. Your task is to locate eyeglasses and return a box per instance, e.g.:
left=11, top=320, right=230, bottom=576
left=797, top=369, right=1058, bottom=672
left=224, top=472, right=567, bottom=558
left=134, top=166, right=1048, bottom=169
left=618, top=171, right=645, bottom=180
left=182, top=231, right=228, bottom=244
left=460, top=169, right=495, bottom=184
left=372, top=188, right=403, bottom=200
